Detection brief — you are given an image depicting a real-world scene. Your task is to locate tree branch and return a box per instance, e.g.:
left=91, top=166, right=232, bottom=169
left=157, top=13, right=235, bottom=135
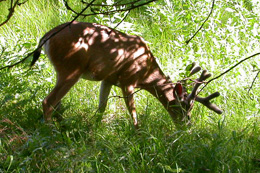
left=81, top=0, right=141, bottom=7
left=110, top=10, right=131, bottom=31
left=185, top=0, right=215, bottom=44
left=199, top=52, right=260, bottom=92
left=0, top=0, right=96, bottom=71
left=248, top=69, right=260, bottom=93
left=0, top=0, right=157, bottom=70
left=63, top=0, right=156, bottom=17
left=0, top=0, right=18, bottom=27
left=0, top=0, right=27, bottom=27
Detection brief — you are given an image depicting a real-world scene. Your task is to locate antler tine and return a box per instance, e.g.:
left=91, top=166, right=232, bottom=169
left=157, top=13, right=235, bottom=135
left=187, top=69, right=212, bottom=102
left=187, top=62, right=202, bottom=76
left=187, top=68, right=223, bottom=114
left=195, top=92, right=223, bottom=114
left=199, top=70, right=212, bottom=81
left=189, top=66, right=202, bottom=76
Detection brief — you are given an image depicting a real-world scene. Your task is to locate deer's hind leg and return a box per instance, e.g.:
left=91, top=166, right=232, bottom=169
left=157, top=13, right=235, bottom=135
left=42, top=70, right=82, bottom=122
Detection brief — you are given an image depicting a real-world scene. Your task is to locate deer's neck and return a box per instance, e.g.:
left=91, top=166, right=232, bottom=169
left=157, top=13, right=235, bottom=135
left=140, top=64, right=177, bottom=115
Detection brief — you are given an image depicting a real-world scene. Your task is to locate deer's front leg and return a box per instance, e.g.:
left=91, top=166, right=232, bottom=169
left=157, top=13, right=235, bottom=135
left=121, top=85, right=138, bottom=129
left=98, top=80, right=112, bottom=113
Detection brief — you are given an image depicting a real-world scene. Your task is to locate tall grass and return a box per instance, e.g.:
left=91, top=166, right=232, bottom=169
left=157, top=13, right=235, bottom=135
left=0, top=0, right=260, bottom=172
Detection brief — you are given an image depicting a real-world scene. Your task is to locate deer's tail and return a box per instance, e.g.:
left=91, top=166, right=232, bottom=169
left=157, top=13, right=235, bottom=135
left=30, top=45, right=42, bottom=67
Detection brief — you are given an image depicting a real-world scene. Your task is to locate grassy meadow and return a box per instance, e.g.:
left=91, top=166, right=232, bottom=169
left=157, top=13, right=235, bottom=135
left=0, top=0, right=260, bottom=172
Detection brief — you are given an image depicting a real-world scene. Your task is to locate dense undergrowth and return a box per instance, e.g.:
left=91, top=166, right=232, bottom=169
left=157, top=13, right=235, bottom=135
left=0, top=0, right=260, bottom=172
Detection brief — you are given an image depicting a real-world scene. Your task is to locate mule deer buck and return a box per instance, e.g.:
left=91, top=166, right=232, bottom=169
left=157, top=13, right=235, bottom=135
left=31, top=21, right=222, bottom=128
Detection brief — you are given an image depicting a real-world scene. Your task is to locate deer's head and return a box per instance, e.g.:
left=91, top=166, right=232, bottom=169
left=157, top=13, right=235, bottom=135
left=168, top=63, right=222, bottom=126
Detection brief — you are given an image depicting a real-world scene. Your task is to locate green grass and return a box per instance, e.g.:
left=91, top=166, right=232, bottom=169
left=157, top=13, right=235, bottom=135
left=1, top=0, right=260, bottom=172
left=1, top=91, right=259, bottom=172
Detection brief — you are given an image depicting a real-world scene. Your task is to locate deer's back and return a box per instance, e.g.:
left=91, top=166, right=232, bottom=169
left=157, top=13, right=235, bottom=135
left=43, top=21, right=154, bottom=86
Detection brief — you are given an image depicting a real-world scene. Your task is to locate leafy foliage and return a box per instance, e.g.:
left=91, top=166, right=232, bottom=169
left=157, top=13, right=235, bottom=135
left=0, top=0, right=260, bottom=172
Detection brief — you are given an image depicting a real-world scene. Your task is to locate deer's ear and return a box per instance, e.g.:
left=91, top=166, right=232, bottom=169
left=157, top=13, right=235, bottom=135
left=174, top=83, right=183, bottom=98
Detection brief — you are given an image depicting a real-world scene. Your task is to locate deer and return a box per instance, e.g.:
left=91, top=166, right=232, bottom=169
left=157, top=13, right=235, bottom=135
left=31, top=21, right=222, bottom=129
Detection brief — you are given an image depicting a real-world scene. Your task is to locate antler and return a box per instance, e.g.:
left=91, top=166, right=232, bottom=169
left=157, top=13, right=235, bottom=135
left=195, top=93, right=222, bottom=114
left=186, top=63, right=223, bottom=114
